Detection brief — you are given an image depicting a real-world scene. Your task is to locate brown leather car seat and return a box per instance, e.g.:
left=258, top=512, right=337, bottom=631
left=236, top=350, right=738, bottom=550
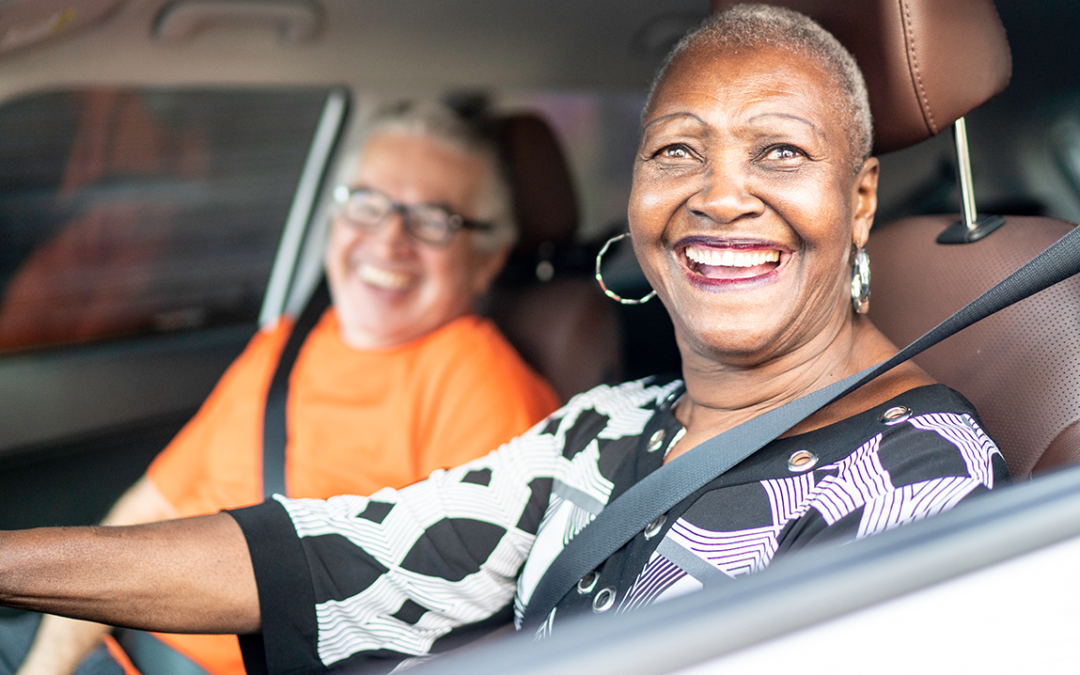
left=711, top=0, right=1080, bottom=479
left=869, top=215, right=1080, bottom=478
left=484, top=113, right=622, bottom=402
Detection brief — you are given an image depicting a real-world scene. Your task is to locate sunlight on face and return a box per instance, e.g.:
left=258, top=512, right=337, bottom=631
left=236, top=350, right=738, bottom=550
left=629, top=45, right=878, bottom=366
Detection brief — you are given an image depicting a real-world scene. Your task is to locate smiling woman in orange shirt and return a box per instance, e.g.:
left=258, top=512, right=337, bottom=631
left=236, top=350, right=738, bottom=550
left=13, top=102, right=559, bottom=675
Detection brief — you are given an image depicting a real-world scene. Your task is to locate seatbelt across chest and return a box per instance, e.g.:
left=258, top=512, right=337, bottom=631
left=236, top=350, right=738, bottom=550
left=261, top=278, right=331, bottom=499
left=521, top=224, right=1080, bottom=629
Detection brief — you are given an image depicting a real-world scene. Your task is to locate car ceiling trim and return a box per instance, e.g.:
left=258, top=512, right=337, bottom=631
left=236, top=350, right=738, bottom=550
left=259, top=88, right=347, bottom=327
left=154, top=0, right=322, bottom=44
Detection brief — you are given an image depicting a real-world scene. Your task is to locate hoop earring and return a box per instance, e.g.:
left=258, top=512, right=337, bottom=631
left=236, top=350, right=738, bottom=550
left=595, top=233, right=656, bottom=305
left=851, top=246, right=871, bottom=314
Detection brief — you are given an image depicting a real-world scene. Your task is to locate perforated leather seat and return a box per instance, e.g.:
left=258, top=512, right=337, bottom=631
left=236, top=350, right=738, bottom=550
left=868, top=216, right=1080, bottom=478
left=712, top=0, right=1080, bottom=478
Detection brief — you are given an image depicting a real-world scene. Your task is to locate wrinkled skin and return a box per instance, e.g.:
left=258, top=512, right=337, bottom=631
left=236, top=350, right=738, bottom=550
left=629, top=44, right=931, bottom=460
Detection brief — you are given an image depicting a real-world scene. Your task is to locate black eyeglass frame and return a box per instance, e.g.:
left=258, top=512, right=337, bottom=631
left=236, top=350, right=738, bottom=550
left=332, top=185, right=494, bottom=247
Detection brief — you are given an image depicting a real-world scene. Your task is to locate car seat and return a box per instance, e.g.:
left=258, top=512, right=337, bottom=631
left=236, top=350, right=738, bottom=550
left=483, top=113, right=623, bottom=402
left=711, top=0, right=1080, bottom=479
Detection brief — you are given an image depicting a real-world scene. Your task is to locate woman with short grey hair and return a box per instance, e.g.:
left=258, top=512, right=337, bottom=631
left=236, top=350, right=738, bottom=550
left=0, top=7, right=1006, bottom=675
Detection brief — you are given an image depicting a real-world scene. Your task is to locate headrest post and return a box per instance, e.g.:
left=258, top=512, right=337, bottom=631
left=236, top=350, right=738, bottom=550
left=953, top=117, right=979, bottom=232
left=936, top=117, right=1006, bottom=245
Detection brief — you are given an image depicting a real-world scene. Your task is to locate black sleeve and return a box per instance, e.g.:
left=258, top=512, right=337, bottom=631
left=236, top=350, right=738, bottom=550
left=228, top=500, right=322, bottom=675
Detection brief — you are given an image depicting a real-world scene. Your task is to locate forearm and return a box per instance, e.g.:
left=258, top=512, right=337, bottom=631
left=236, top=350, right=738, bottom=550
left=15, top=475, right=187, bottom=675
left=0, top=513, right=259, bottom=634
left=15, top=475, right=189, bottom=675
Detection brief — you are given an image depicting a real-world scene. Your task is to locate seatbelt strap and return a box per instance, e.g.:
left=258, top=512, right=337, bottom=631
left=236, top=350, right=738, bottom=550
left=262, top=278, right=331, bottom=499
left=522, top=224, right=1080, bottom=628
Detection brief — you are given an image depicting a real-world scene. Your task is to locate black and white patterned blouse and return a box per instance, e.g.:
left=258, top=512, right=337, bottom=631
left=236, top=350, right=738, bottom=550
left=230, top=378, right=1008, bottom=675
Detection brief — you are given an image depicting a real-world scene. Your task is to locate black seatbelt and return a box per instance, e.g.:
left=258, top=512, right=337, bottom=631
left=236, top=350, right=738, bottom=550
left=522, top=224, right=1080, bottom=629
left=262, top=278, right=331, bottom=499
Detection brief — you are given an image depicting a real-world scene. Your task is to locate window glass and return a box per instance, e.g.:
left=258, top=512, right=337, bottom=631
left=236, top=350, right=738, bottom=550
left=0, top=88, right=332, bottom=353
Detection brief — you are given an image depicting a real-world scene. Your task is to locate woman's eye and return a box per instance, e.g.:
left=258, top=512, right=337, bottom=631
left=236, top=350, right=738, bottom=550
left=765, top=145, right=803, bottom=161
left=659, top=145, right=692, bottom=159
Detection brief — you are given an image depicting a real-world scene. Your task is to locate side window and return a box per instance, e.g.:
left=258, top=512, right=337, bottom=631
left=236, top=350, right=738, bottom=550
left=0, top=88, right=333, bottom=354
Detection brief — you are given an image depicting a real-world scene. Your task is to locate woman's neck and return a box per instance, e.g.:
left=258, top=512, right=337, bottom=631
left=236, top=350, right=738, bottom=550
left=680, top=306, right=856, bottom=410
left=667, top=313, right=930, bottom=463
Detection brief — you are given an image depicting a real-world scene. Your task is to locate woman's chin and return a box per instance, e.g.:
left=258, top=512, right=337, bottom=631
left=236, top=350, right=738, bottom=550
left=668, top=280, right=793, bottom=339
left=674, top=319, right=791, bottom=366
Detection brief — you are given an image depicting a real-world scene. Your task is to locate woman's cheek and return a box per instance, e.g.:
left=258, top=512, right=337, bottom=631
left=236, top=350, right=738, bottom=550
left=634, top=186, right=668, bottom=212
left=630, top=177, right=678, bottom=231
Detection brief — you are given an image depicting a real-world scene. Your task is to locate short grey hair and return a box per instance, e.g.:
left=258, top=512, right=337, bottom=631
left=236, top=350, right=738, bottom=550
left=335, top=100, right=517, bottom=252
left=646, top=4, right=874, bottom=169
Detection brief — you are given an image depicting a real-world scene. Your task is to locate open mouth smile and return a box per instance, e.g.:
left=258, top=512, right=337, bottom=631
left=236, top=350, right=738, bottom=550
left=679, top=241, right=786, bottom=285
left=357, top=262, right=415, bottom=291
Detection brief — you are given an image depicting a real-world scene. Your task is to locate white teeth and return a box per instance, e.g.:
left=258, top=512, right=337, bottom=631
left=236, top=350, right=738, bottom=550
left=684, top=245, right=780, bottom=267
left=357, top=263, right=413, bottom=290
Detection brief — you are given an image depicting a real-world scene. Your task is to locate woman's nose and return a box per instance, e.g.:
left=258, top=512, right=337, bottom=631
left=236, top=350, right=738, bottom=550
left=368, top=210, right=414, bottom=252
left=686, top=165, right=765, bottom=224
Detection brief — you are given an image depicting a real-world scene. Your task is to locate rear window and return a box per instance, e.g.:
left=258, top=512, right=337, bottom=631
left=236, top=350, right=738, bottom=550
left=0, top=88, right=333, bottom=354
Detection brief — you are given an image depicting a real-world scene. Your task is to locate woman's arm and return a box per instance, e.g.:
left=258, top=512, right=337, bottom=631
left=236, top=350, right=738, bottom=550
left=16, top=476, right=184, bottom=675
left=0, top=512, right=259, bottom=635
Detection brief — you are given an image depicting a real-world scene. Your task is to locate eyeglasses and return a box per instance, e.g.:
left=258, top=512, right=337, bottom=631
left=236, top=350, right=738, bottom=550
left=333, top=185, right=493, bottom=247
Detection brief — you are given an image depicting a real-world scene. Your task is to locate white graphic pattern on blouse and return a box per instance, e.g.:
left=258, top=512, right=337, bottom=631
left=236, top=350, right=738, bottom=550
left=268, top=380, right=1001, bottom=667
left=618, top=411, right=1001, bottom=610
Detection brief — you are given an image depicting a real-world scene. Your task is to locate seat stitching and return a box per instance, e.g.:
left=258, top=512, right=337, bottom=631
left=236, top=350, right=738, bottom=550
left=900, top=0, right=937, bottom=134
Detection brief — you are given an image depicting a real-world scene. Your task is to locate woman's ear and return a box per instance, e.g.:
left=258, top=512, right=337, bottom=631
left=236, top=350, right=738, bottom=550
left=852, top=157, right=879, bottom=248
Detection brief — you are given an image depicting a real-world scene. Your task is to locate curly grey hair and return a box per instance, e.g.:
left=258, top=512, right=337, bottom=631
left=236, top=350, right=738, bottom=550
left=336, top=101, right=516, bottom=252
left=646, top=4, right=874, bottom=170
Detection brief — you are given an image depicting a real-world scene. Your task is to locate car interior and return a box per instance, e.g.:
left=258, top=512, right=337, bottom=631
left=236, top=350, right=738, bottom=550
left=705, top=0, right=1080, bottom=482
left=0, top=0, right=1079, bottom=671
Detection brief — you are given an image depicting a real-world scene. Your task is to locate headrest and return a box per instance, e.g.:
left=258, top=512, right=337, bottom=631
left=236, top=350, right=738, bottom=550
left=709, top=0, right=1012, bottom=154
left=493, top=113, right=579, bottom=253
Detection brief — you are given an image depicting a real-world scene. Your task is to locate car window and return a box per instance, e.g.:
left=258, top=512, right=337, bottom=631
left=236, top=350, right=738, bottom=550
left=0, top=87, right=333, bottom=354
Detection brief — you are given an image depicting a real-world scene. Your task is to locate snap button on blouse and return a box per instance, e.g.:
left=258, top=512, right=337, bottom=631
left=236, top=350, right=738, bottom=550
left=787, top=450, right=818, bottom=472
left=592, top=587, right=617, bottom=613
left=646, top=429, right=666, bottom=453
left=881, top=406, right=912, bottom=425
left=577, top=571, right=599, bottom=594
left=644, top=515, right=666, bottom=540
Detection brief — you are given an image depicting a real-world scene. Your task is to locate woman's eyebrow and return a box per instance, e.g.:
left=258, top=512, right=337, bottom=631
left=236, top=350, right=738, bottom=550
left=747, top=112, right=825, bottom=139
left=642, top=112, right=706, bottom=132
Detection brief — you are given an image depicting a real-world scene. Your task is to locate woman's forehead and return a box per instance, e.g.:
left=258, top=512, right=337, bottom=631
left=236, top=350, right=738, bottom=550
left=352, top=132, right=488, bottom=206
left=646, top=44, right=840, bottom=125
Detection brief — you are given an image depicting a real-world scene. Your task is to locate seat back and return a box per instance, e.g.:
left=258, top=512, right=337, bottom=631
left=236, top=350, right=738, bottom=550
left=867, top=216, right=1080, bottom=478
left=713, top=0, right=1079, bottom=478
left=484, top=113, right=621, bottom=402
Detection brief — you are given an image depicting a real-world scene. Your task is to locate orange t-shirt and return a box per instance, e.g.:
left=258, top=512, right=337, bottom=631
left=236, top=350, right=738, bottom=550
left=144, top=310, right=559, bottom=675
